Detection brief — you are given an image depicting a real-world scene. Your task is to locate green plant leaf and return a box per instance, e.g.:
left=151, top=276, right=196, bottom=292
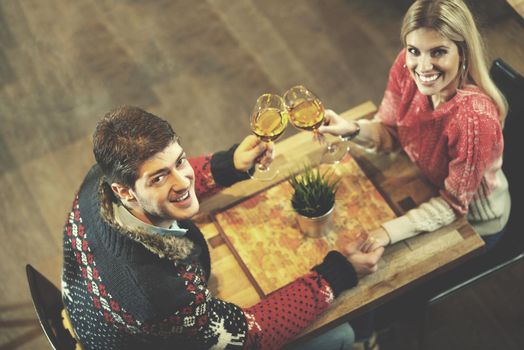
left=288, top=164, right=339, bottom=217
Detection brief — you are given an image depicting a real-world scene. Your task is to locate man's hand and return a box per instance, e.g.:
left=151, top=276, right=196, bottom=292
left=233, top=135, right=274, bottom=172
left=344, top=232, right=385, bottom=279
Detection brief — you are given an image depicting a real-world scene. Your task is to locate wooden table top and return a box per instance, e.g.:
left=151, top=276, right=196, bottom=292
left=213, top=156, right=397, bottom=298
left=196, top=101, right=486, bottom=341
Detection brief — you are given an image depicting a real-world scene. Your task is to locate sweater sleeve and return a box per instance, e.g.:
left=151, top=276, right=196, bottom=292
left=353, top=119, right=400, bottom=153
left=352, top=50, right=406, bottom=153
left=376, top=50, right=406, bottom=127
left=440, top=96, right=503, bottom=215
left=190, top=153, right=221, bottom=199
left=381, top=196, right=457, bottom=244
left=241, top=251, right=357, bottom=349
left=210, top=144, right=251, bottom=187
left=136, top=251, right=357, bottom=349
left=190, top=144, right=250, bottom=200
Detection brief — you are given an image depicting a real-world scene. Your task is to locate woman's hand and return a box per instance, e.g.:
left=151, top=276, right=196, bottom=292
left=344, top=232, right=385, bottom=279
left=233, top=135, right=274, bottom=172
left=317, top=109, right=360, bottom=139
left=361, top=227, right=391, bottom=253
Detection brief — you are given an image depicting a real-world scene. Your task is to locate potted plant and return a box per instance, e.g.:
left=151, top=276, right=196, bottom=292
left=289, top=165, right=340, bottom=237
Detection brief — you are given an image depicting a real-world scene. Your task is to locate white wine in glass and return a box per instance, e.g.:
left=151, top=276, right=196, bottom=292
left=286, top=98, right=325, bottom=131
left=249, top=93, right=289, bottom=180
left=284, top=85, right=348, bottom=164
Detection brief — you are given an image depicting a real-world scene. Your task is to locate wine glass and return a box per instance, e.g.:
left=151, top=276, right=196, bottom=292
left=283, top=85, right=349, bottom=164
left=249, top=93, right=289, bottom=181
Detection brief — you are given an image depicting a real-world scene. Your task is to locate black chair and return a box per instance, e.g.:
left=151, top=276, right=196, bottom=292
left=486, top=58, right=524, bottom=262
left=26, top=264, right=78, bottom=350
left=417, top=58, right=524, bottom=349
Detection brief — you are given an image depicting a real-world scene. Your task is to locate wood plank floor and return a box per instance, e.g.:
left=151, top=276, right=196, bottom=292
left=0, top=0, right=523, bottom=349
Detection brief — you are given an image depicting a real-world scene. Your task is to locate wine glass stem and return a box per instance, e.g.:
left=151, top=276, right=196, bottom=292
left=257, top=140, right=273, bottom=171
left=258, top=163, right=269, bottom=171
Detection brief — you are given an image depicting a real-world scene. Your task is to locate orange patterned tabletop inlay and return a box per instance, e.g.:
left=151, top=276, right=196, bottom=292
left=213, top=155, right=396, bottom=296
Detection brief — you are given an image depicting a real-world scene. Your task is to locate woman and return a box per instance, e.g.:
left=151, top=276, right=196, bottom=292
left=319, top=0, right=510, bottom=251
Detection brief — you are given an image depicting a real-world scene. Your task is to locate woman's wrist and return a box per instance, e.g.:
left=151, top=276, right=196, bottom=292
left=372, top=226, right=391, bottom=247
left=341, top=121, right=361, bottom=140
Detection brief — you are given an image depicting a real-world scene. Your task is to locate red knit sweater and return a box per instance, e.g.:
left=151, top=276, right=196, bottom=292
left=378, top=50, right=503, bottom=214
left=359, top=50, right=509, bottom=241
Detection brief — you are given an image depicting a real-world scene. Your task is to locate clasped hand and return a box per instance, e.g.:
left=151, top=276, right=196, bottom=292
left=344, top=232, right=385, bottom=279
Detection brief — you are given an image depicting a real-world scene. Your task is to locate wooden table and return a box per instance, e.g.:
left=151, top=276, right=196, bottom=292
left=195, top=101, right=485, bottom=341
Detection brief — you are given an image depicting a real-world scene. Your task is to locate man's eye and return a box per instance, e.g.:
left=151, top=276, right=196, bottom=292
left=152, top=175, right=165, bottom=184
left=176, top=157, right=187, bottom=168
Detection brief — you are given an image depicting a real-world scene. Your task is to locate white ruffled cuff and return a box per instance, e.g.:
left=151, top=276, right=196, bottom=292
left=381, top=215, right=419, bottom=244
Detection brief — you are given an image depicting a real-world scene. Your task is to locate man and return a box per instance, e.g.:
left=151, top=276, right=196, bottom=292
left=61, top=105, right=384, bottom=349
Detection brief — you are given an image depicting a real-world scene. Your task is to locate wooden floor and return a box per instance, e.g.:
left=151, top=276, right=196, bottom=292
left=0, top=0, right=523, bottom=349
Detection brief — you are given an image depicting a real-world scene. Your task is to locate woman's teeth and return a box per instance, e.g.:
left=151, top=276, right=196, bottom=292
left=172, top=191, right=189, bottom=202
left=418, top=73, right=440, bottom=82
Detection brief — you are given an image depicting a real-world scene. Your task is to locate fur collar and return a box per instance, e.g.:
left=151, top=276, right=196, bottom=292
left=98, top=179, right=196, bottom=262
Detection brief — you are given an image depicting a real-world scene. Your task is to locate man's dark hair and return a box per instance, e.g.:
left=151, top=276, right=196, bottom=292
left=93, top=105, right=178, bottom=188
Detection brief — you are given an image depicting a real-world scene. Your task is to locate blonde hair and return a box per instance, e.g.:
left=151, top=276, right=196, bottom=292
left=400, top=0, right=507, bottom=123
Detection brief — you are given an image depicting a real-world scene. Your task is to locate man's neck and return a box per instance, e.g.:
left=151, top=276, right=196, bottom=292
left=113, top=203, right=188, bottom=238
left=126, top=205, right=174, bottom=228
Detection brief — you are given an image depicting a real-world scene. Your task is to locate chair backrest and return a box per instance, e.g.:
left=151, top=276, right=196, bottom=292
left=489, top=59, right=524, bottom=259
left=26, top=264, right=77, bottom=350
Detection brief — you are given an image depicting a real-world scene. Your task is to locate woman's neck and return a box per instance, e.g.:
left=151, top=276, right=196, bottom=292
left=430, top=89, right=457, bottom=109
left=430, top=78, right=460, bottom=109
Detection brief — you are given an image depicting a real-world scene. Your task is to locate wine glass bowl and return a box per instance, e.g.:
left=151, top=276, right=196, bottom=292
left=249, top=93, right=289, bottom=180
left=250, top=105, right=288, bottom=142
left=283, top=85, right=348, bottom=164
left=283, top=86, right=325, bottom=131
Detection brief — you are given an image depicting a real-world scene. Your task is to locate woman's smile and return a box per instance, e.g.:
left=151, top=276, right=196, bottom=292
left=416, top=71, right=442, bottom=84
